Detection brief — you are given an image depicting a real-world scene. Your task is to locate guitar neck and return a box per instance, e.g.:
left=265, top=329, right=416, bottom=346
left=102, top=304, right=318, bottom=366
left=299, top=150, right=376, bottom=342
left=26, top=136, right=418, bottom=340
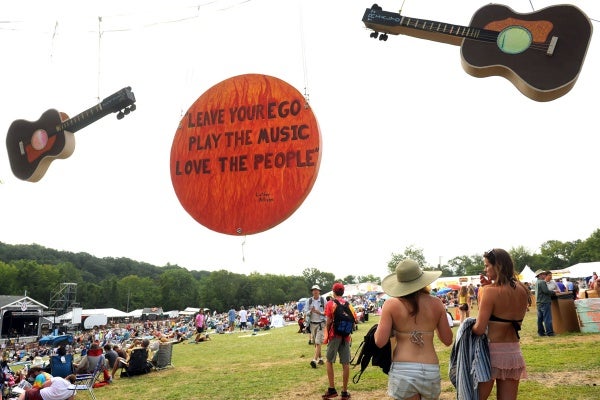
left=363, top=6, right=499, bottom=46
left=57, top=86, right=136, bottom=134
left=59, top=103, right=112, bottom=134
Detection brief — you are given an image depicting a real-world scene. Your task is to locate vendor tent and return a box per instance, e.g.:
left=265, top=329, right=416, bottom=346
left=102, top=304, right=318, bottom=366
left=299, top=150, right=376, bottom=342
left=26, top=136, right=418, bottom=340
left=519, top=265, right=536, bottom=282
left=562, top=262, right=600, bottom=279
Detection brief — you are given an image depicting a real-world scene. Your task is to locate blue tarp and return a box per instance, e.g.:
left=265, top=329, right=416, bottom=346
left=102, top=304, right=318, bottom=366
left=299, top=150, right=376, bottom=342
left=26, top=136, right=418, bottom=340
left=38, top=334, right=74, bottom=346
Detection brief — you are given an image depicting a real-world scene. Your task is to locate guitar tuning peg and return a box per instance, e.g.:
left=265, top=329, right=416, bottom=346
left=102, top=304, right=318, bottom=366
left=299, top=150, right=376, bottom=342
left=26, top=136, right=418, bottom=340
left=129, top=104, right=136, bottom=112
left=117, top=111, right=124, bottom=120
left=123, top=107, right=131, bottom=115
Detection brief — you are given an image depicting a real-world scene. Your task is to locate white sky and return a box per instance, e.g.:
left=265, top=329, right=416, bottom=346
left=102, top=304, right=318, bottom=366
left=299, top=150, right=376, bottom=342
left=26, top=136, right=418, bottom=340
left=1, top=0, right=599, bottom=280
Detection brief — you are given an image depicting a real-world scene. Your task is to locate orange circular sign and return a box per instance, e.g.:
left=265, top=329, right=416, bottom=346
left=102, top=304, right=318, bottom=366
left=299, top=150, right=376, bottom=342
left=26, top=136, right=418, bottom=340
left=170, top=74, right=321, bottom=235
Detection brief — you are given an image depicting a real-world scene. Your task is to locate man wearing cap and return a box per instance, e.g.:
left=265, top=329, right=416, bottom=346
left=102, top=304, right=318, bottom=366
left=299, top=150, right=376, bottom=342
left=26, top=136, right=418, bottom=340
left=322, top=282, right=357, bottom=400
left=534, top=270, right=555, bottom=336
left=305, top=284, right=326, bottom=368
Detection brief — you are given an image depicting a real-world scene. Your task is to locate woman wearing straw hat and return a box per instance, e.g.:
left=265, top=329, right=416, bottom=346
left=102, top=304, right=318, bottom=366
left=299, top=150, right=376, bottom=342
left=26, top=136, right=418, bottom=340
left=374, top=259, right=453, bottom=400
left=472, top=249, right=529, bottom=400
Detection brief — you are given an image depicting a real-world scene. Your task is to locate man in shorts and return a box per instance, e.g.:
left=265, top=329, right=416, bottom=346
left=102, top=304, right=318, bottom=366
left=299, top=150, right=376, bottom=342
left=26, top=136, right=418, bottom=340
left=322, top=282, right=357, bottom=400
left=305, top=284, right=326, bottom=368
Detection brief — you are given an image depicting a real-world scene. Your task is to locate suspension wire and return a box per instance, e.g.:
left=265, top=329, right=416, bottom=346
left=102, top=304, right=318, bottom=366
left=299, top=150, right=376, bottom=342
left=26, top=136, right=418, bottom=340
left=50, top=21, right=58, bottom=61
left=298, top=0, right=309, bottom=105
left=528, top=0, right=535, bottom=12
left=241, top=235, right=246, bottom=262
left=97, top=16, right=102, bottom=102
left=399, top=0, right=407, bottom=14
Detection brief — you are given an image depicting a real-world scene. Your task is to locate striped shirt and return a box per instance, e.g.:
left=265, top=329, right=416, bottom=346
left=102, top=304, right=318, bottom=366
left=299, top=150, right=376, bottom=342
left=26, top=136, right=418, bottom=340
left=449, top=318, right=491, bottom=400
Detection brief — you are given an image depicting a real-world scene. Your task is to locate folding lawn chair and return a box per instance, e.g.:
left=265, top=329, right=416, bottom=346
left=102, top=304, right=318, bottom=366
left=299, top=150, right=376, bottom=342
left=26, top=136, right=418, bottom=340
left=49, top=354, right=74, bottom=378
left=120, top=348, right=152, bottom=378
left=152, top=342, right=174, bottom=370
left=73, top=354, right=104, bottom=400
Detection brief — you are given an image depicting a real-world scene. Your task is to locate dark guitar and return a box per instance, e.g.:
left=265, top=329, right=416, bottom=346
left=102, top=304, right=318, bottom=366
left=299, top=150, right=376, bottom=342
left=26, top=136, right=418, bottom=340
left=362, top=3, right=592, bottom=101
left=6, top=87, right=136, bottom=182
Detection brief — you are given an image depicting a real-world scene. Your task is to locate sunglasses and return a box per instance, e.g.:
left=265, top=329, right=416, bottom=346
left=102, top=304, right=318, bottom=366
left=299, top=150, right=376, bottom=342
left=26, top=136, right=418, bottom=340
left=484, top=248, right=496, bottom=263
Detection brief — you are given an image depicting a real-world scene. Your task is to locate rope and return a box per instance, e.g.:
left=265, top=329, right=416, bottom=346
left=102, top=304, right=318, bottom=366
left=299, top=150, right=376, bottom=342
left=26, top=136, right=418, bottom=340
left=298, top=0, right=310, bottom=105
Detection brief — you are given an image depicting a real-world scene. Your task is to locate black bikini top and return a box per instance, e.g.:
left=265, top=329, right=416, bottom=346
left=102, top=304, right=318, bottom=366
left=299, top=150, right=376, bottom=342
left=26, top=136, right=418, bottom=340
left=489, top=314, right=523, bottom=339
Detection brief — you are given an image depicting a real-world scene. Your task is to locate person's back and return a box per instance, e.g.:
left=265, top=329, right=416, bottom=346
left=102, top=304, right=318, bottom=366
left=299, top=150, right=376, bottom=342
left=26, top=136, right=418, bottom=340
left=384, top=293, right=452, bottom=364
left=374, top=259, right=452, bottom=400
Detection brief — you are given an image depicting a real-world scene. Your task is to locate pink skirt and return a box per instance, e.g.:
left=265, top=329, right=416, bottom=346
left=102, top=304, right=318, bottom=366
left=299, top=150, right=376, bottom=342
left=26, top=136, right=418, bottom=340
left=488, top=342, right=527, bottom=380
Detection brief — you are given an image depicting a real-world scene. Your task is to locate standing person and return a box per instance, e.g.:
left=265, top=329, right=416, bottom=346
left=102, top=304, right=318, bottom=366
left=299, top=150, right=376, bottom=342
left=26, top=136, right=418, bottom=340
left=457, top=285, right=470, bottom=323
left=195, top=311, right=205, bottom=337
left=322, top=282, right=357, bottom=400
left=239, top=307, right=248, bottom=331
left=545, top=272, right=558, bottom=292
left=305, top=284, right=326, bottom=368
left=374, top=259, right=453, bottom=400
left=473, top=249, right=530, bottom=400
left=227, top=307, right=237, bottom=332
left=534, top=270, right=555, bottom=337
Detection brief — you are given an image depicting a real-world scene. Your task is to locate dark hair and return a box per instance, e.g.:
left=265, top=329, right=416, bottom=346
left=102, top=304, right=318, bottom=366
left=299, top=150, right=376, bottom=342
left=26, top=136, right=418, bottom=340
left=400, top=287, right=429, bottom=321
left=103, top=344, right=112, bottom=351
left=483, top=248, right=517, bottom=288
left=66, top=374, right=76, bottom=384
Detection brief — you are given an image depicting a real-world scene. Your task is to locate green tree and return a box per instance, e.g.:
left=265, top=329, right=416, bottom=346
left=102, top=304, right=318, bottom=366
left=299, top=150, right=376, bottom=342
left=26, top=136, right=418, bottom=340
left=159, top=268, right=199, bottom=310
left=302, top=267, right=335, bottom=292
left=387, top=245, right=428, bottom=273
left=447, top=255, right=481, bottom=276
left=356, top=274, right=381, bottom=285
left=509, top=246, right=534, bottom=273
left=571, top=229, right=600, bottom=263
left=0, top=261, right=18, bottom=295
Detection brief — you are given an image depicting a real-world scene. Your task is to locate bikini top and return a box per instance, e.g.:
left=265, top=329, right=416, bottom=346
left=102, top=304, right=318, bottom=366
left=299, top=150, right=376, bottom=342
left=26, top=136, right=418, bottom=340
left=489, top=314, right=523, bottom=339
left=394, top=330, right=433, bottom=347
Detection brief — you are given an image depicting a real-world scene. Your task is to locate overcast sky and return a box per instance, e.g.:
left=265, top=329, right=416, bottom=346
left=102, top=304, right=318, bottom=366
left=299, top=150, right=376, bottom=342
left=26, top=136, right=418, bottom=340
left=1, top=0, right=599, bottom=280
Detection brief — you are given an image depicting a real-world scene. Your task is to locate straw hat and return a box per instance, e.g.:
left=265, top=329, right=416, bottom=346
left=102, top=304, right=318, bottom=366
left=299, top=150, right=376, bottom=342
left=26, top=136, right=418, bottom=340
left=534, top=269, right=546, bottom=277
left=382, top=259, right=441, bottom=297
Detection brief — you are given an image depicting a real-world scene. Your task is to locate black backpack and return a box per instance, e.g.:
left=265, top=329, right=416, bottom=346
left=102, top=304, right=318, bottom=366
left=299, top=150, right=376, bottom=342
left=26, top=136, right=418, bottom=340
left=351, top=323, right=391, bottom=383
left=333, top=299, right=355, bottom=337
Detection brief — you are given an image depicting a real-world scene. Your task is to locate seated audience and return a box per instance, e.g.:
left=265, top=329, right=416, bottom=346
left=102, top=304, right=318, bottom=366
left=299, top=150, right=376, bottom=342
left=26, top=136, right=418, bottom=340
left=73, top=343, right=103, bottom=374
left=28, top=366, right=52, bottom=389
left=111, top=338, right=152, bottom=378
left=18, top=374, right=76, bottom=400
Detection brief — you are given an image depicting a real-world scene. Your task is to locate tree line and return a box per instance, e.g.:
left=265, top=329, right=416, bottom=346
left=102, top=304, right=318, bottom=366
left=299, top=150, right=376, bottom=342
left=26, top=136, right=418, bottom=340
left=2, top=230, right=599, bottom=312
left=387, top=229, right=600, bottom=277
left=0, top=242, right=378, bottom=313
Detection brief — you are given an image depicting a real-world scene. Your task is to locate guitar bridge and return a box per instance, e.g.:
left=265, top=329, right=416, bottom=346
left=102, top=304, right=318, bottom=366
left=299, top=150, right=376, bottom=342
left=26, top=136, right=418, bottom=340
left=547, top=36, right=558, bottom=56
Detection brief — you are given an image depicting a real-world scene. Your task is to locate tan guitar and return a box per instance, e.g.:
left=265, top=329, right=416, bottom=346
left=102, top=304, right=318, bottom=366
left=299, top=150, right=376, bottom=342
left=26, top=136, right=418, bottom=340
left=362, top=3, right=592, bottom=101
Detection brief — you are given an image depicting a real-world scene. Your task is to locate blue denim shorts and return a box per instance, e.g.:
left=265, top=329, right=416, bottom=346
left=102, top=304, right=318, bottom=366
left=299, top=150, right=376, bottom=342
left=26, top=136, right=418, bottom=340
left=388, top=362, right=441, bottom=400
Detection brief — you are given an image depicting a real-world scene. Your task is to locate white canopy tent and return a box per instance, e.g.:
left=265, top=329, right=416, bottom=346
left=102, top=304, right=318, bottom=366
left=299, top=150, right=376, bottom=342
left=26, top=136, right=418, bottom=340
left=519, top=265, right=536, bottom=283
left=57, top=308, right=129, bottom=321
left=561, top=262, right=600, bottom=279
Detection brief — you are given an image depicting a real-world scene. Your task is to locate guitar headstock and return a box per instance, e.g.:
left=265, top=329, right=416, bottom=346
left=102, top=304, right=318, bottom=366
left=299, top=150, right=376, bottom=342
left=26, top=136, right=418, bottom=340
left=100, top=86, right=136, bottom=120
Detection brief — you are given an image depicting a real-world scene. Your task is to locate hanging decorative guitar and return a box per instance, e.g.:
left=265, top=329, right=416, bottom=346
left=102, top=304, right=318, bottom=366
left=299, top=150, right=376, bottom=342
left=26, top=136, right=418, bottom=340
left=362, top=3, right=592, bottom=102
left=6, top=87, right=136, bottom=182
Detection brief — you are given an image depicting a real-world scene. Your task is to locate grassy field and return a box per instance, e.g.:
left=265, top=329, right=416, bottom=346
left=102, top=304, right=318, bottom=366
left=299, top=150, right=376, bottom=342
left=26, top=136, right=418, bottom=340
left=97, top=307, right=600, bottom=400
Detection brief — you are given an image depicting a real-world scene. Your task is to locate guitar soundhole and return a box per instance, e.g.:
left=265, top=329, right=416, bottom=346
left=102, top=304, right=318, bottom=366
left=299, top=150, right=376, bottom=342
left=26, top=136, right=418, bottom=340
left=497, top=26, right=532, bottom=54
left=31, top=129, right=49, bottom=151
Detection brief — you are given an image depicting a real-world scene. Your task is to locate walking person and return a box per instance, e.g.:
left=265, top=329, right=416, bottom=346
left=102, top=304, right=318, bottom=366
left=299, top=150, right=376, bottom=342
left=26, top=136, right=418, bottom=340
left=374, top=259, right=453, bottom=400
left=472, top=248, right=530, bottom=400
left=534, top=270, right=555, bottom=336
left=322, top=283, right=357, bottom=400
left=305, top=284, right=326, bottom=368
left=457, top=285, right=470, bottom=323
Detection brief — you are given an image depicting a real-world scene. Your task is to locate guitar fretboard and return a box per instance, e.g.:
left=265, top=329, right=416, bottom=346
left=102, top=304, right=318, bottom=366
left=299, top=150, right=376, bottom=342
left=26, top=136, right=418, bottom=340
left=58, top=104, right=109, bottom=134
left=364, top=7, right=499, bottom=43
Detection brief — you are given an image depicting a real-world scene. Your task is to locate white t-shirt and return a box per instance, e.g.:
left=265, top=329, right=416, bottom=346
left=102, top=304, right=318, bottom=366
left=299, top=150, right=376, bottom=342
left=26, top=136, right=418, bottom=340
left=40, top=377, right=75, bottom=400
left=239, top=309, right=248, bottom=323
